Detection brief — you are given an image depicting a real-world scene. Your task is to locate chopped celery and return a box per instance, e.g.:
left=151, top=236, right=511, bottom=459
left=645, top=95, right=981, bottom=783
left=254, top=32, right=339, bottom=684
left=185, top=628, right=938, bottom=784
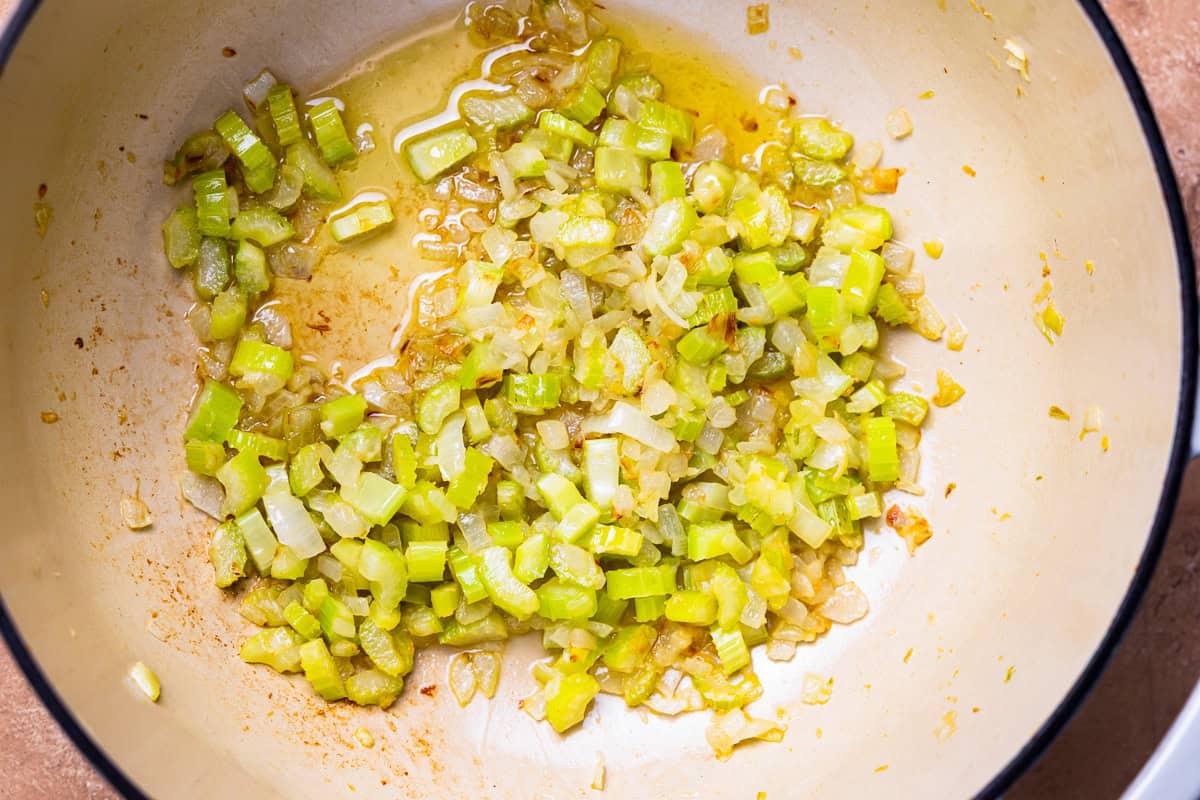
left=585, top=37, right=622, bottom=92
left=650, top=161, right=686, bottom=202
left=299, top=639, right=346, bottom=700
left=404, top=126, right=478, bottom=182
left=560, top=82, right=606, bottom=125
left=266, top=84, right=302, bottom=147
left=308, top=99, right=355, bottom=165
left=184, top=380, right=243, bottom=443
left=285, top=140, right=342, bottom=201
left=230, top=340, right=294, bottom=381
left=461, top=92, right=533, bottom=130
left=546, top=673, right=599, bottom=732
left=215, top=110, right=277, bottom=193
left=329, top=199, right=394, bottom=243
left=230, top=206, right=294, bottom=248
left=234, top=240, right=270, bottom=295
left=162, top=206, right=201, bottom=268
left=538, top=111, right=596, bottom=146
left=793, top=117, right=854, bottom=161
left=192, top=170, right=231, bottom=238
left=637, top=100, right=693, bottom=148
left=537, top=578, right=597, bottom=620
left=642, top=198, right=697, bottom=257
left=594, top=147, right=646, bottom=194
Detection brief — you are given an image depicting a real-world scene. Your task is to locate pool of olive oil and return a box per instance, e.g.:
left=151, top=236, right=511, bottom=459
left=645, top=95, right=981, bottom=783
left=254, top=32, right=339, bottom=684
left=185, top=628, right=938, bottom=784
left=270, top=10, right=772, bottom=386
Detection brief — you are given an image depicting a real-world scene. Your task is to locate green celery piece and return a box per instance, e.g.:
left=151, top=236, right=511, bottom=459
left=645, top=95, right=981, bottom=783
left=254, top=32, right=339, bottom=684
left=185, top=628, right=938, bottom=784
left=266, top=84, right=302, bottom=147
left=560, top=82, right=605, bottom=125
left=537, top=111, right=596, bottom=146
left=634, top=127, right=672, bottom=161
left=235, top=507, right=277, bottom=573
left=864, top=416, right=900, bottom=482
left=793, top=155, right=847, bottom=188
left=184, top=380, right=243, bottom=443
left=299, top=639, right=346, bottom=700
left=185, top=439, right=225, bottom=475
left=546, top=673, right=600, bottom=732
left=192, top=170, right=230, bottom=238
left=282, top=601, right=322, bottom=639
left=842, top=249, right=886, bottom=315
left=271, top=545, right=309, bottom=580
left=601, top=625, right=657, bottom=673
left=514, top=533, right=550, bottom=584
left=594, top=147, right=646, bottom=194
left=822, top=204, right=893, bottom=252
left=404, top=126, right=478, bottom=182
left=345, top=669, right=405, bottom=708
left=209, top=288, right=247, bottom=340
left=446, top=448, right=494, bottom=509
left=642, top=197, right=697, bottom=257
left=320, top=394, right=367, bottom=438
left=240, top=628, right=303, bottom=673
left=430, top=582, right=461, bottom=617
left=358, top=618, right=414, bottom=677
left=637, top=100, right=693, bottom=148
left=229, top=339, right=294, bottom=380
left=536, top=578, right=597, bottom=621
left=285, top=140, right=342, bottom=201
left=477, top=546, right=539, bottom=619
left=329, top=200, right=394, bottom=243
left=345, top=473, right=407, bottom=526
left=438, top=610, right=509, bottom=646
left=504, top=373, right=561, bottom=413
left=650, top=161, right=686, bottom=202
left=881, top=392, right=929, bottom=426
left=234, top=240, right=270, bottom=295
left=214, top=110, right=277, bottom=193
left=585, top=37, right=622, bottom=92
left=162, top=207, right=201, bottom=268
left=406, top=540, right=448, bottom=583
left=634, top=595, right=667, bottom=622
left=209, top=521, right=247, bottom=588
left=417, top=380, right=461, bottom=435
left=677, top=328, right=727, bottom=365
left=216, top=449, right=268, bottom=516
left=793, top=117, right=854, bottom=161
left=664, top=590, right=718, bottom=625
left=460, top=92, right=533, bottom=131
left=230, top=206, right=294, bottom=248
left=307, top=99, right=355, bottom=165
left=194, top=237, right=231, bottom=300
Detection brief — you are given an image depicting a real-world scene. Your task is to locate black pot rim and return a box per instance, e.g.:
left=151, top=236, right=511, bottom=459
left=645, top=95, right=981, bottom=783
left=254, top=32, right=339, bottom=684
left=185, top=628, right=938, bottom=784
left=0, top=2, right=1194, bottom=798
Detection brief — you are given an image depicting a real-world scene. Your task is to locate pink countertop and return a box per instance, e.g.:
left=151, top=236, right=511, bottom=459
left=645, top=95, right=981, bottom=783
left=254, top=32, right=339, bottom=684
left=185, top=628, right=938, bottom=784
left=1, top=1, right=1198, bottom=797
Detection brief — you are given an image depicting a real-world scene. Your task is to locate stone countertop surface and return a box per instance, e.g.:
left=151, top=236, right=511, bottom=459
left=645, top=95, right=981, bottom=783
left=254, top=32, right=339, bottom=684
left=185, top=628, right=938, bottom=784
left=1, top=0, right=1198, bottom=798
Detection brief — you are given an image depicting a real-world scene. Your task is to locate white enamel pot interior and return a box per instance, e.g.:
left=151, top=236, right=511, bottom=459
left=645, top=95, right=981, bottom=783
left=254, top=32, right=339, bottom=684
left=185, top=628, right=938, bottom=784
left=0, top=1, right=1195, bottom=798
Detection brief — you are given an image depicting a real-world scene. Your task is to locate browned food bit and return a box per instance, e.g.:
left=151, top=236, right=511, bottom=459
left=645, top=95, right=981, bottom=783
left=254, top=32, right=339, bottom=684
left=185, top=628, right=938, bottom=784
left=886, top=505, right=933, bottom=554
left=746, top=3, right=770, bottom=35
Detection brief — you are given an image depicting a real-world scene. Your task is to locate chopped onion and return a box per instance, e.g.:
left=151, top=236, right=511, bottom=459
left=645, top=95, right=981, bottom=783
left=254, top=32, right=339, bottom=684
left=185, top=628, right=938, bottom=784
left=458, top=512, right=492, bottom=552
left=121, top=494, right=154, bottom=530
left=180, top=472, right=225, bottom=520
left=583, top=401, right=676, bottom=452
left=818, top=582, right=869, bottom=624
left=268, top=242, right=321, bottom=280
left=317, top=554, right=344, bottom=582
left=242, top=69, right=277, bottom=110
left=262, top=491, right=325, bottom=558
left=435, top=412, right=467, bottom=482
